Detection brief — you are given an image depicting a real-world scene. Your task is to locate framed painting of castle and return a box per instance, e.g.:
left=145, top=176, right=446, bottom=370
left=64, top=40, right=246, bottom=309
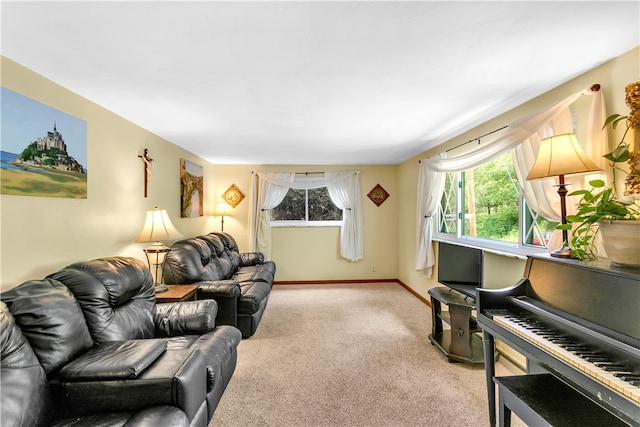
left=1, top=87, right=87, bottom=198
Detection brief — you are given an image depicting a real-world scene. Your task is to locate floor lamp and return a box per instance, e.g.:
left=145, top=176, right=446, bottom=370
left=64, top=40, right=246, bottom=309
left=212, top=202, right=232, bottom=231
left=526, top=133, right=602, bottom=258
left=135, top=208, right=183, bottom=292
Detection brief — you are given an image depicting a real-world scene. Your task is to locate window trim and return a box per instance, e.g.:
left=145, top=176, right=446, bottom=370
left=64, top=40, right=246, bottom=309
left=435, top=165, right=551, bottom=259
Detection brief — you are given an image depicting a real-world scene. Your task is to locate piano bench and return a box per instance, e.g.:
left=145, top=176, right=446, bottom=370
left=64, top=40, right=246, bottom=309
left=493, top=374, right=628, bottom=427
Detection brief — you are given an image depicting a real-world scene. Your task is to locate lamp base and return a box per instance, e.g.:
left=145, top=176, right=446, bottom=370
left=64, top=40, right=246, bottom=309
left=154, top=283, right=168, bottom=293
left=550, top=245, right=572, bottom=258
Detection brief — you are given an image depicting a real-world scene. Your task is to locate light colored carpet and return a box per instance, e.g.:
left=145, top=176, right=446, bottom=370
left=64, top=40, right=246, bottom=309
left=210, top=283, right=524, bottom=427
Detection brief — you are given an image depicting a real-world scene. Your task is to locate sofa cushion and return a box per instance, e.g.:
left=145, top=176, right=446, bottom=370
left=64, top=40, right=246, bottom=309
left=1, top=301, right=53, bottom=427
left=197, top=234, right=226, bottom=257
left=212, top=232, right=241, bottom=271
left=163, top=239, right=225, bottom=283
left=238, top=281, right=272, bottom=314
left=48, top=257, right=156, bottom=344
left=154, top=300, right=218, bottom=337
left=1, top=279, right=94, bottom=375
left=51, top=406, right=189, bottom=427
left=233, top=267, right=274, bottom=284
left=59, top=339, right=167, bottom=381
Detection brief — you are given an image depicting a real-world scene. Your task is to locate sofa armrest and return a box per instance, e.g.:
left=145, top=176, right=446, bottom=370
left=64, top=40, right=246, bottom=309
left=155, top=300, right=217, bottom=337
left=240, top=252, right=264, bottom=266
left=195, top=281, right=240, bottom=327
left=51, top=349, right=208, bottom=423
left=197, top=280, right=241, bottom=299
left=59, top=340, right=166, bottom=380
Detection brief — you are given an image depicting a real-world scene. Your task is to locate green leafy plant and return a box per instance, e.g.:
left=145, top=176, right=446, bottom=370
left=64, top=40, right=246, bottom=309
left=563, top=113, right=640, bottom=260
left=602, top=113, right=633, bottom=195
left=563, top=179, right=639, bottom=259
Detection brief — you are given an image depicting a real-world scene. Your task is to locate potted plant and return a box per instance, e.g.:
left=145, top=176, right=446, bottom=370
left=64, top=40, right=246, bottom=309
left=564, top=84, right=640, bottom=265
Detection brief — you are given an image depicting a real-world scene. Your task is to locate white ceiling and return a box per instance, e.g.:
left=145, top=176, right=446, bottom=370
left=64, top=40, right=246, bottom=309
left=1, top=1, right=639, bottom=165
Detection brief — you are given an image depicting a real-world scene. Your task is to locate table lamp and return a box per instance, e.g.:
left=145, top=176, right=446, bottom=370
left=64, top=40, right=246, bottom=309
left=135, top=208, right=183, bottom=292
left=526, top=133, right=602, bottom=258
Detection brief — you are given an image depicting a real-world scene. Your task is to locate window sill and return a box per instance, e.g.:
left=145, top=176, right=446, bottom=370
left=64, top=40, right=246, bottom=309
left=433, top=235, right=549, bottom=261
left=271, top=221, right=342, bottom=228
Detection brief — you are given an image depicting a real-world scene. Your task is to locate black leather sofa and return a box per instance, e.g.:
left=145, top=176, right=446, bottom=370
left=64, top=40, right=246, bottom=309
left=163, top=232, right=276, bottom=338
left=1, top=256, right=242, bottom=427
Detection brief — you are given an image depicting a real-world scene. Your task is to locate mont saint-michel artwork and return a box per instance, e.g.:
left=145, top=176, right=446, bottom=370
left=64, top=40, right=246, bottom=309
left=1, top=87, right=87, bottom=198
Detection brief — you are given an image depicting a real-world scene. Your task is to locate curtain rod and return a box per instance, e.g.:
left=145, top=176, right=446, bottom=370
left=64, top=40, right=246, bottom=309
left=419, top=125, right=508, bottom=163
left=445, top=125, right=508, bottom=153
left=418, top=82, right=602, bottom=162
left=251, top=171, right=325, bottom=175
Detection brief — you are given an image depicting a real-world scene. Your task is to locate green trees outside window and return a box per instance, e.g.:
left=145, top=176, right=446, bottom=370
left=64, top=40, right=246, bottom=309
left=439, top=151, right=557, bottom=247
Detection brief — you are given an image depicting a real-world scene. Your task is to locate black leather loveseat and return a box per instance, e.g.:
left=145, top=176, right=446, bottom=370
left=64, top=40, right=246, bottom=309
left=163, top=232, right=276, bottom=338
left=1, top=256, right=241, bottom=427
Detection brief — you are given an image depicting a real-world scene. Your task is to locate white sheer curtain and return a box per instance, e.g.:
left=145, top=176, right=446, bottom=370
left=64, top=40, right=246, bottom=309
left=415, top=86, right=607, bottom=277
left=512, top=88, right=608, bottom=250
left=250, top=171, right=363, bottom=261
left=415, top=157, right=446, bottom=272
left=512, top=109, right=575, bottom=251
left=326, top=171, right=363, bottom=261
left=249, top=172, right=295, bottom=259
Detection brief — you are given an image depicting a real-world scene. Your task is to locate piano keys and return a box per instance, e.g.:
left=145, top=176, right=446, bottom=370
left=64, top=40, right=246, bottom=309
left=477, top=254, right=640, bottom=426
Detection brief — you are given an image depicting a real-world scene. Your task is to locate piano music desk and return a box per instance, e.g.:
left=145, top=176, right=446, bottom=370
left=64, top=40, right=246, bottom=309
left=494, top=374, right=628, bottom=427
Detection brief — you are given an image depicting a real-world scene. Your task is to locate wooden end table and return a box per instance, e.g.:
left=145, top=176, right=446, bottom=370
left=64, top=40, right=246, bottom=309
left=155, top=285, right=198, bottom=303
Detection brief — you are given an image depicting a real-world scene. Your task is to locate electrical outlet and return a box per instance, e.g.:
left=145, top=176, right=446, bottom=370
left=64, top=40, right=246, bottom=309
left=370, top=264, right=376, bottom=272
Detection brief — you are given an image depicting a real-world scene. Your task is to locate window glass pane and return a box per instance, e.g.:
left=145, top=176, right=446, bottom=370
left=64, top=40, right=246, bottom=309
left=271, top=188, right=306, bottom=220
left=308, top=187, right=342, bottom=221
left=463, top=152, right=519, bottom=242
left=523, top=202, right=557, bottom=247
left=438, top=172, right=458, bottom=234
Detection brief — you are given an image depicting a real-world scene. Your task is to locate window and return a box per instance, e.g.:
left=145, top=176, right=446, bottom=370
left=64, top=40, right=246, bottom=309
left=437, top=151, right=557, bottom=250
left=271, top=187, right=342, bottom=226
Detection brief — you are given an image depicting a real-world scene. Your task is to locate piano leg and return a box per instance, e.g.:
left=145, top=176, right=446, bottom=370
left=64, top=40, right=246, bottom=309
left=483, top=330, right=496, bottom=427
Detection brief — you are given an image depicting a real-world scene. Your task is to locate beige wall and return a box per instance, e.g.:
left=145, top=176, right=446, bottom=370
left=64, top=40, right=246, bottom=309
left=0, top=57, right=398, bottom=288
left=0, top=57, right=220, bottom=290
left=2, top=46, right=638, bottom=294
left=211, top=164, right=398, bottom=282
left=396, top=46, right=640, bottom=299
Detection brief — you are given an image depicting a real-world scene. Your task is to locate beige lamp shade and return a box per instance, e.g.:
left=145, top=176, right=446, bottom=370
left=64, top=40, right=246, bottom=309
left=212, top=202, right=233, bottom=217
left=135, top=208, right=182, bottom=292
left=526, top=133, right=602, bottom=259
left=212, top=202, right=232, bottom=231
left=526, top=133, right=601, bottom=180
left=135, top=208, right=183, bottom=243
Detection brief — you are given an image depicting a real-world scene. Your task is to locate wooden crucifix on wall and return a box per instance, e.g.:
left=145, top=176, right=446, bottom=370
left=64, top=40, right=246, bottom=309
left=138, top=149, right=153, bottom=198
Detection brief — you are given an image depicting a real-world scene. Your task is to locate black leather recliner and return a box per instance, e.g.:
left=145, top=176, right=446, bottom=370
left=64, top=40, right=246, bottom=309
left=163, top=232, right=276, bottom=338
left=1, top=256, right=242, bottom=427
left=1, top=300, right=190, bottom=427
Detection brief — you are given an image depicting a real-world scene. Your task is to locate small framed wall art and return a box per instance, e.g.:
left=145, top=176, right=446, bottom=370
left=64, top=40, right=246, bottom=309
left=367, top=183, right=390, bottom=207
left=223, top=183, right=245, bottom=208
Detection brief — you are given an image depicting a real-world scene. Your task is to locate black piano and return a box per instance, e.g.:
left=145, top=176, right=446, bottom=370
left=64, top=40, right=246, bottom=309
left=477, top=254, right=640, bottom=426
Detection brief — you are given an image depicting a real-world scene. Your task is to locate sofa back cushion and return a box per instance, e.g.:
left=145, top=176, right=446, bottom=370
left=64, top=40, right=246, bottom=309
left=1, top=279, right=94, bottom=376
left=48, top=257, right=156, bottom=344
left=197, top=234, right=233, bottom=278
left=163, top=238, right=227, bottom=284
left=198, top=233, right=225, bottom=257
left=211, top=232, right=241, bottom=272
left=1, top=301, right=53, bottom=427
